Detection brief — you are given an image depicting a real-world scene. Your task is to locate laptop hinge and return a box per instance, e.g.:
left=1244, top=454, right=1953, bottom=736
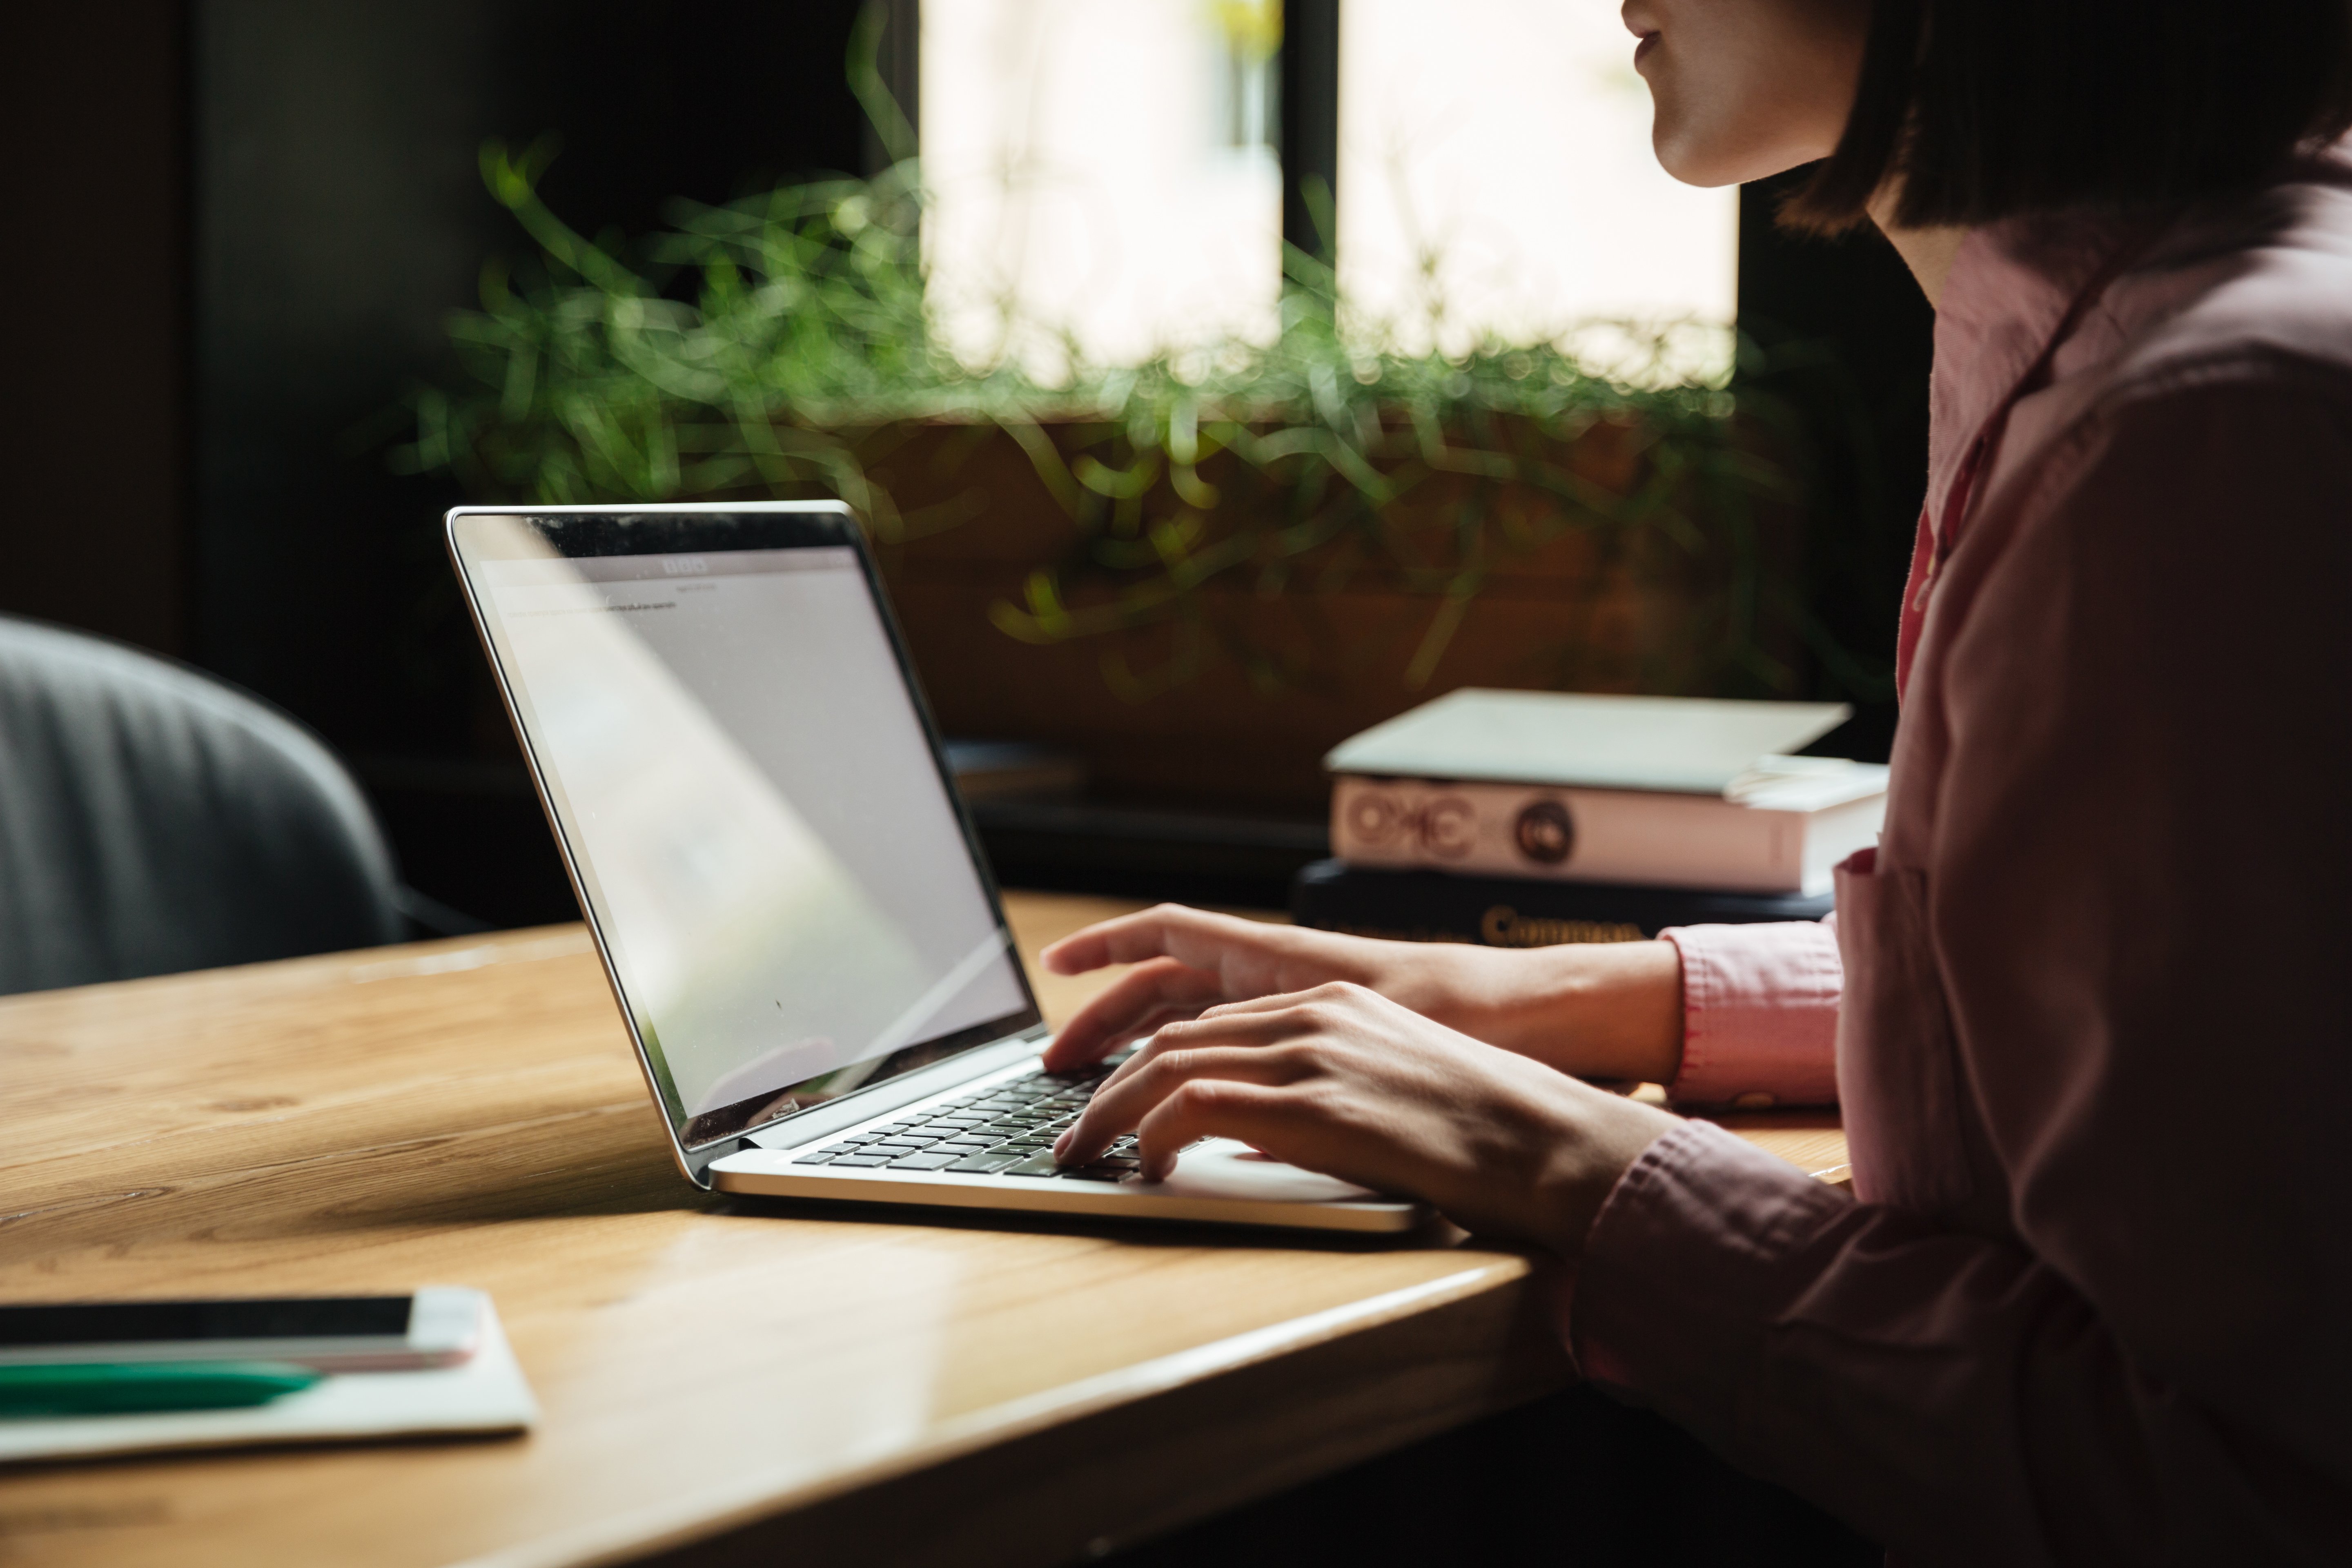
left=736, top=1032, right=1045, bottom=1152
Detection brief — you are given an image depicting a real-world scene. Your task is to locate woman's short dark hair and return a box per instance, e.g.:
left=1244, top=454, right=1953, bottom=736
left=1785, top=0, right=2352, bottom=232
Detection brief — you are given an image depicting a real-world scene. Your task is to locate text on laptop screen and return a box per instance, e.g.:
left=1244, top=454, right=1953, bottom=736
left=474, top=543, right=1031, bottom=1140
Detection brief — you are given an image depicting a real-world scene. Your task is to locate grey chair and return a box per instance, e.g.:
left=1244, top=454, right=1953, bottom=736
left=0, top=615, right=417, bottom=995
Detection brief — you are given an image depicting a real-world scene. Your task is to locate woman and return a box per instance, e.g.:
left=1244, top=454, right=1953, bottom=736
left=1041, top=1, right=2352, bottom=1561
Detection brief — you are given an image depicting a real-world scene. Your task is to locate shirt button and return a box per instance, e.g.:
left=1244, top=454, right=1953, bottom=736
left=1730, top=1091, right=1777, bottom=1110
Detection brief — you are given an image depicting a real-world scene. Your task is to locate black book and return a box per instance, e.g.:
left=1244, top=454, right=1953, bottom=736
left=1290, top=860, right=1833, bottom=947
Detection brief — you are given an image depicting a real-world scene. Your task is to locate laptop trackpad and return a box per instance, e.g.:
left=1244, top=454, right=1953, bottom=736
left=1150, top=1139, right=1386, bottom=1204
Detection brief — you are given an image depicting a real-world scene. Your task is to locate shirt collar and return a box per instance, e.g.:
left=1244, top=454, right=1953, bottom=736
left=1925, top=214, right=2125, bottom=523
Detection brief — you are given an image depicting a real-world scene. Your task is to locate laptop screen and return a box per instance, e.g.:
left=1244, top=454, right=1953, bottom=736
left=454, top=512, right=1036, bottom=1149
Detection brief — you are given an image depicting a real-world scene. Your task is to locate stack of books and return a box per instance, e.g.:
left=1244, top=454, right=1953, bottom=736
left=1292, top=690, right=1884, bottom=946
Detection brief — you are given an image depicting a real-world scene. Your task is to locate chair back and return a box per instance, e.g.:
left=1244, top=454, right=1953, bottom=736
left=0, top=616, right=405, bottom=994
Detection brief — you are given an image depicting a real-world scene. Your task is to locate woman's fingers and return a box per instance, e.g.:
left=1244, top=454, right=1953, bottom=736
left=1038, top=903, right=1286, bottom=977
left=1191, top=983, right=1361, bottom=1022
left=1049, top=1000, right=1205, bottom=1069
left=1038, top=904, right=1220, bottom=975
left=1129, top=1078, right=1297, bottom=1182
left=1038, top=957, right=1227, bottom=1068
left=1036, top=908, right=1363, bottom=1071
left=1079, top=990, right=1334, bottom=1099
left=1056, top=1040, right=1312, bottom=1165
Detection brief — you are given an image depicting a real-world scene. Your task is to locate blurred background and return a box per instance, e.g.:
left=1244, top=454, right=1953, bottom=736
left=2, top=0, right=1931, bottom=931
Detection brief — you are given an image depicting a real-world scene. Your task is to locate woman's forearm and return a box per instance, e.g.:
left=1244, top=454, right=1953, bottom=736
left=1450, top=939, right=1686, bottom=1085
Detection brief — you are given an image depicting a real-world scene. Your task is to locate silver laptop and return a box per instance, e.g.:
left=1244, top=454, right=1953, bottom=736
left=447, top=503, right=1422, bottom=1234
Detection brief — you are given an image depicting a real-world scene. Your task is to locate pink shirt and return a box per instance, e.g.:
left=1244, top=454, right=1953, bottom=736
left=1572, top=150, right=2352, bottom=1563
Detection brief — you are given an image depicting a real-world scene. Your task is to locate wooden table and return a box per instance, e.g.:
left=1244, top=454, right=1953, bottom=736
left=0, top=894, right=1844, bottom=1568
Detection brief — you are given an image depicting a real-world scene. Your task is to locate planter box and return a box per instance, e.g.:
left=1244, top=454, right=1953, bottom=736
left=851, top=415, right=1784, bottom=815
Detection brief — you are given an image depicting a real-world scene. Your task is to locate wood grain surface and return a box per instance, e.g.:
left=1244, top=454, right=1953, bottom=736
left=0, top=894, right=1843, bottom=1568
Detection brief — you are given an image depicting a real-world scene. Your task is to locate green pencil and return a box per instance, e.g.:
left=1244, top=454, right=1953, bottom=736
left=0, top=1361, right=322, bottom=1417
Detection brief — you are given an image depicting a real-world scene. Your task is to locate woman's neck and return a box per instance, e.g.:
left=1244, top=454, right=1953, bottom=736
left=1868, top=189, right=1971, bottom=308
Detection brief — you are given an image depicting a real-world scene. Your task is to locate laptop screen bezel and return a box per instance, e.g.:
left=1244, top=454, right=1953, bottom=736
left=445, top=502, right=1047, bottom=1186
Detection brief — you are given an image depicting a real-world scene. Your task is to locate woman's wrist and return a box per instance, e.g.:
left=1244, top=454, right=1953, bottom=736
left=1529, top=1076, right=1683, bottom=1258
left=1454, top=940, right=1686, bottom=1086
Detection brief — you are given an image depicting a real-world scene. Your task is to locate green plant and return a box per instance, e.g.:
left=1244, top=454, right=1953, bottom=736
left=402, top=138, right=1801, bottom=699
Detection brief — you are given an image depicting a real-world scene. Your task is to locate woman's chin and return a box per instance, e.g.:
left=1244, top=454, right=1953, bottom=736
left=1648, top=131, right=1740, bottom=190
left=1651, top=122, right=1817, bottom=190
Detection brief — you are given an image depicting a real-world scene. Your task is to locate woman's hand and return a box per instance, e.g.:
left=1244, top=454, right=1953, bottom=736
left=1038, top=904, right=1686, bottom=1085
left=1051, top=982, right=1680, bottom=1255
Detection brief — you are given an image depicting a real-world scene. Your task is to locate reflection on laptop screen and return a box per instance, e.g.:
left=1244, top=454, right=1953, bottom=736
left=476, top=541, right=1031, bottom=1144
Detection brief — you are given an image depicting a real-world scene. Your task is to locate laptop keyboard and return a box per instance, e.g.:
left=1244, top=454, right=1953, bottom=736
left=790, top=1060, right=1146, bottom=1182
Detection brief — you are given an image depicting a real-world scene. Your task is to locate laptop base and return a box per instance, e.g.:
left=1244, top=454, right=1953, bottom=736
left=710, top=1145, right=1426, bottom=1234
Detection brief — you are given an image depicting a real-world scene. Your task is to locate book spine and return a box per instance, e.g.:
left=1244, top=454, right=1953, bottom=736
left=1290, top=861, right=1835, bottom=947
left=1329, top=775, right=1879, bottom=895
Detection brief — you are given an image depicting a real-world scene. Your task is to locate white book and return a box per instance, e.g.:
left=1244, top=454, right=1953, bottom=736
left=1325, top=689, right=1857, bottom=794
left=1329, top=765, right=1886, bottom=895
left=1324, top=691, right=1884, bottom=895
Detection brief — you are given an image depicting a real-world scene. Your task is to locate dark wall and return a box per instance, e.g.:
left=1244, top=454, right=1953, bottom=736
left=185, top=0, right=873, bottom=924
left=192, top=0, right=873, bottom=764
left=2, top=4, right=192, bottom=656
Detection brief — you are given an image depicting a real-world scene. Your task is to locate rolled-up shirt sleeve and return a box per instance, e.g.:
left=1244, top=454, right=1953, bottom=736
left=1659, top=919, right=1842, bottom=1107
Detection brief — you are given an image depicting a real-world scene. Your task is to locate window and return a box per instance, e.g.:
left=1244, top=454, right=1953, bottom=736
left=1336, top=0, right=1737, bottom=374
left=919, top=1, right=1737, bottom=375
left=920, top=0, right=1284, bottom=372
